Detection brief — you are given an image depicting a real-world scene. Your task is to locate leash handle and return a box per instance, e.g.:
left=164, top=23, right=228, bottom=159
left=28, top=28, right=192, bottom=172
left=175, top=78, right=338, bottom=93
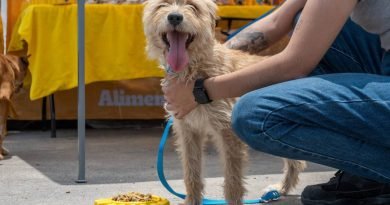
left=157, top=118, right=281, bottom=204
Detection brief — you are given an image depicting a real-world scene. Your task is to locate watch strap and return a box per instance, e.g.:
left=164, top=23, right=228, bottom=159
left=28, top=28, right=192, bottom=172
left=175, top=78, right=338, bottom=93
left=193, top=78, right=212, bottom=104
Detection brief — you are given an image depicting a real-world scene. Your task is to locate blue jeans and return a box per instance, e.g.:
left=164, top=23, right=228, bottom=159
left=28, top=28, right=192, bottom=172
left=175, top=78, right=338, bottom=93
left=231, top=18, right=390, bottom=183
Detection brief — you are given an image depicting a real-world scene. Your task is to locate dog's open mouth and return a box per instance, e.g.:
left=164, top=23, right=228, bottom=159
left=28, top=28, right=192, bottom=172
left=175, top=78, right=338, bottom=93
left=162, top=31, right=195, bottom=72
left=162, top=32, right=195, bottom=49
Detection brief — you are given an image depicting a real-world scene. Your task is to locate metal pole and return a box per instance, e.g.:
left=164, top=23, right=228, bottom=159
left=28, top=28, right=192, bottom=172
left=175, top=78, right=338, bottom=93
left=76, top=0, right=87, bottom=183
left=1, top=0, right=7, bottom=54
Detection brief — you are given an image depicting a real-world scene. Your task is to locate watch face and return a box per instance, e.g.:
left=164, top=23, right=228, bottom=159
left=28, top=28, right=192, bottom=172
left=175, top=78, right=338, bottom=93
left=193, top=79, right=212, bottom=104
left=196, top=90, right=207, bottom=104
left=194, top=88, right=211, bottom=104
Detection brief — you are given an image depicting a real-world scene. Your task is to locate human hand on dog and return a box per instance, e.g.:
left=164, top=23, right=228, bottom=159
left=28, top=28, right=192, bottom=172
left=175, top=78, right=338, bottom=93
left=162, top=77, right=197, bottom=119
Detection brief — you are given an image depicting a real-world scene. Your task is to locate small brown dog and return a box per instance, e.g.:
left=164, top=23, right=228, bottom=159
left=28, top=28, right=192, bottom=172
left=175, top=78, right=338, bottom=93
left=143, top=0, right=306, bottom=204
left=0, top=55, right=28, bottom=160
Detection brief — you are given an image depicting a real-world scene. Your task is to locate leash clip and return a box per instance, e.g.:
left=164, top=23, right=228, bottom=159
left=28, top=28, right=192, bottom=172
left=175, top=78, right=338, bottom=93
left=164, top=65, right=176, bottom=76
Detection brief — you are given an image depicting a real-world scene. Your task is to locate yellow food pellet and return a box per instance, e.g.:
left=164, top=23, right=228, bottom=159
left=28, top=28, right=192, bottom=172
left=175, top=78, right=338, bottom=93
left=112, top=192, right=153, bottom=202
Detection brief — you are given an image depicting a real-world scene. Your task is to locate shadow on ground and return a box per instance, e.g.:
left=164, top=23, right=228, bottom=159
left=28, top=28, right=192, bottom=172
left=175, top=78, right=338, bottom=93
left=3, top=128, right=334, bottom=185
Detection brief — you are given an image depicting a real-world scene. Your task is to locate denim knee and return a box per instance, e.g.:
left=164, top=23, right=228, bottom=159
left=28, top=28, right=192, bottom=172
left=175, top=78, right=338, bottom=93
left=232, top=78, right=322, bottom=153
left=232, top=93, right=252, bottom=140
left=232, top=91, right=272, bottom=152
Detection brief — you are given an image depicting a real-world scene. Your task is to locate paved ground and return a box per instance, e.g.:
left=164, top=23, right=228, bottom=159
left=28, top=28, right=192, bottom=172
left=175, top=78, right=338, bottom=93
left=0, top=127, right=335, bottom=205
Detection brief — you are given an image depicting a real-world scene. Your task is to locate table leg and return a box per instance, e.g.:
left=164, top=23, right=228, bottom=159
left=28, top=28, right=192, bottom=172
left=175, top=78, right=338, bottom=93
left=49, top=94, right=56, bottom=138
left=41, top=97, right=47, bottom=131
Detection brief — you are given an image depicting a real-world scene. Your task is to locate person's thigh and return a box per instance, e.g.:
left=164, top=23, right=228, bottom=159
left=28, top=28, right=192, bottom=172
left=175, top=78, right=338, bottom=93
left=292, top=12, right=385, bottom=75
left=232, top=73, right=390, bottom=182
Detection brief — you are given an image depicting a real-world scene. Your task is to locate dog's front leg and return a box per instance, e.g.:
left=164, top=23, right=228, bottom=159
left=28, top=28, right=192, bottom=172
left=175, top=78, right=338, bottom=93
left=175, top=127, right=204, bottom=205
left=215, top=128, right=247, bottom=205
left=0, top=99, right=9, bottom=159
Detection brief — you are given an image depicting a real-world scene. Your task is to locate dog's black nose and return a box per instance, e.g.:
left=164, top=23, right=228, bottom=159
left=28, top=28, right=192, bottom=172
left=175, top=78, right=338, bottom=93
left=167, top=13, right=183, bottom=26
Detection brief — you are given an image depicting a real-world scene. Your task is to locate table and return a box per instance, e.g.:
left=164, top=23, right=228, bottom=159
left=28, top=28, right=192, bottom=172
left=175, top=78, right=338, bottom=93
left=9, top=4, right=163, bottom=100
left=8, top=4, right=273, bottom=101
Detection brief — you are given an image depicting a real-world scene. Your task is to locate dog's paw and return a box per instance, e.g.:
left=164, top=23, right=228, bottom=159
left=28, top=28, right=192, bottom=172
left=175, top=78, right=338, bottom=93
left=0, top=153, right=4, bottom=160
left=184, top=197, right=201, bottom=205
left=1, top=147, right=9, bottom=156
left=263, top=183, right=286, bottom=195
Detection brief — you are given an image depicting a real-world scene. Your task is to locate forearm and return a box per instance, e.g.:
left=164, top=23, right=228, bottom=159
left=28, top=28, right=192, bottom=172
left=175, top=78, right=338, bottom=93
left=225, top=0, right=306, bottom=53
left=204, top=52, right=304, bottom=100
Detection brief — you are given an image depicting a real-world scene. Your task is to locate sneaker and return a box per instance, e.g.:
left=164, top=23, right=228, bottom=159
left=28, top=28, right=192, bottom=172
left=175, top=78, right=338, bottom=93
left=301, top=170, right=390, bottom=205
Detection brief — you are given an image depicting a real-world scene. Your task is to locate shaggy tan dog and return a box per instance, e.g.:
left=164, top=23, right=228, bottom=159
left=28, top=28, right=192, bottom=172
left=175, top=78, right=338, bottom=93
left=143, top=0, right=306, bottom=204
left=0, top=55, right=28, bottom=160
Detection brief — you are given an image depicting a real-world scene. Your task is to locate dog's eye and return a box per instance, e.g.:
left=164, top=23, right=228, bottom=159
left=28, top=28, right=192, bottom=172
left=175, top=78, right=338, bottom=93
left=156, top=3, right=169, bottom=10
left=187, top=4, right=198, bottom=13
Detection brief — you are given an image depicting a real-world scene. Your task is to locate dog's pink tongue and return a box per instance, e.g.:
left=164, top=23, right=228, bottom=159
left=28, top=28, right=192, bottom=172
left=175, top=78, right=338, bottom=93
left=167, top=31, right=189, bottom=72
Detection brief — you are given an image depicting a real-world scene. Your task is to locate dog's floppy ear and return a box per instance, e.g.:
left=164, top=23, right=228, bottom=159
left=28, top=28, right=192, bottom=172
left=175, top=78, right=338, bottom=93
left=4, top=55, right=28, bottom=74
left=205, top=0, right=219, bottom=28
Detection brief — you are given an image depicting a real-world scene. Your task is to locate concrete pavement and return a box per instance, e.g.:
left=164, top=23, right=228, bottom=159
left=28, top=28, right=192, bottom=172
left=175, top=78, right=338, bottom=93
left=0, top=127, right=335, bottom=205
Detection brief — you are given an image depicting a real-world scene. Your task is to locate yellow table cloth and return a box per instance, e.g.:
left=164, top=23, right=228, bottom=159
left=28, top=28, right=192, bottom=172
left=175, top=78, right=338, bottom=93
left=8, top=4, right=273, bottom=100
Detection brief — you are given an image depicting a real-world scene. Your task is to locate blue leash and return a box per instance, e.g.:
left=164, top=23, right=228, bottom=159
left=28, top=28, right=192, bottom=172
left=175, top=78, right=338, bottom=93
left=157, top=118, right=281, bottom=204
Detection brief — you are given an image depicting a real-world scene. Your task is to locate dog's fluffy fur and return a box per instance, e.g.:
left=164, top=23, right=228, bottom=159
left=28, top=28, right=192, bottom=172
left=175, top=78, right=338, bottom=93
left=0, top=55, right=28, bottom=160
left=143, top=0, right=306, bottom=204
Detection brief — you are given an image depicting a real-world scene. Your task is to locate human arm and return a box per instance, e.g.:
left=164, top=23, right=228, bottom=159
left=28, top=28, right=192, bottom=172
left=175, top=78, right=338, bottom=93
left=225, top=0, right=306, bottom=53
left=206, top=0, right=358, bottom=100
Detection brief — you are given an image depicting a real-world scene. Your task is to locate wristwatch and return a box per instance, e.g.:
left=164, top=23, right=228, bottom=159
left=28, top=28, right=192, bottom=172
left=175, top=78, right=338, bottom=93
left=193, top=78, right=212, bottom=104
